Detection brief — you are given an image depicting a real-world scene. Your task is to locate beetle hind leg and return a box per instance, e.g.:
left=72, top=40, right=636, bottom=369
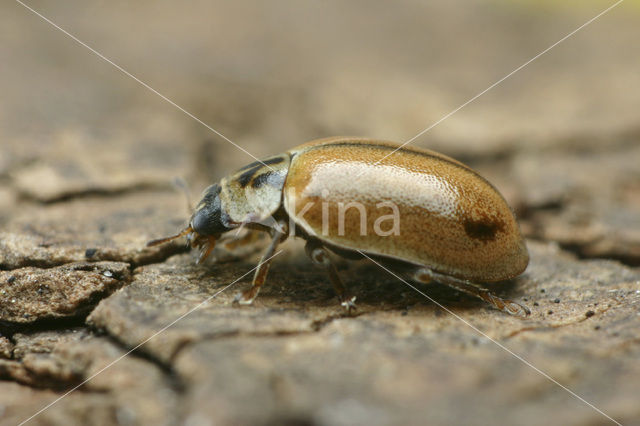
left=413, top=268, right=530, bottom=317
left=305, top=239, right=356, bottom=313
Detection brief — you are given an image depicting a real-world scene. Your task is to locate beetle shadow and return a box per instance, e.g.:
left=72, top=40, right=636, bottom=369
left=254, top=252, right=528, bottom=316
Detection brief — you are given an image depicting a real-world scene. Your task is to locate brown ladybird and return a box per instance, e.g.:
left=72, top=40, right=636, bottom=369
left=149, top=137, right=530, bottom=316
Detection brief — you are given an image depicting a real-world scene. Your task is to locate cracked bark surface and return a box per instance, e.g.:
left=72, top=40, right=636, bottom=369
left=2, top=1, right=640, bottom=425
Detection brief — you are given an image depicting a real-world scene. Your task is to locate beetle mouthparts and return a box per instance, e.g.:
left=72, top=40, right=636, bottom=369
left=195, top=235, right=217, bottom=264
left=146, top=227, right=193, bottom=247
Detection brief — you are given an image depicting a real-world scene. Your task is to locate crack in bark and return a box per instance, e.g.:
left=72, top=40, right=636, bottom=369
left=0, top=241, right=190, bottom=272
left=0, top=359, right=104, bottom=393
left=0, top=316, right=88, bottom=341
left=556, top=242, right=640, bottom=267
left=504, top=303, right=616, bottom=339
left=160, top=310, right=367, bottom=366
left=521, top=218, right=640, bottom=268
left=1, top=324, right=184, bottom=395
left=0, top=245, right=189, bottom=338
left=75, top=311, right=358, bottom=397
left=17, top=182, right=173, bottom=205
left=92, top=330, right=186, bottom=393
left=0, top=244, right=193, bottom=335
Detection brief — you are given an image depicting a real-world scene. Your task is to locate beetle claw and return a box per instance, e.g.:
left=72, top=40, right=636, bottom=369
left=233, top=289, right=256, bottom=306
left=503, top=300, right=531, bottom=317
left=340, top=296, right=357, bottom=314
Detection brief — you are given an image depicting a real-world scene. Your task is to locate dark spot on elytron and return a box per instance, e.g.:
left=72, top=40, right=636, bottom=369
left=464, top=219, right=503, bottom=241
left=251, top=172, right=273, bottom=188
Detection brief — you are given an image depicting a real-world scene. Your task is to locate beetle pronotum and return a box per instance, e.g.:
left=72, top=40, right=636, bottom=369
left=149, top=137, right=530, bottom=316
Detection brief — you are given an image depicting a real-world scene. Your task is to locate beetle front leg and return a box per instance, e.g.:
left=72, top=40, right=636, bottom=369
left=233, top=222, right=288, bottom=305
left=305, top=239, right=356, bottom=313
left=414, top=268, right=530, bottom=317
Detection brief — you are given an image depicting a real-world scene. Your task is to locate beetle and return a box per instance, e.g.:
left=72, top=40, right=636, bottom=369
left=148, top=137, right=530, bottom=316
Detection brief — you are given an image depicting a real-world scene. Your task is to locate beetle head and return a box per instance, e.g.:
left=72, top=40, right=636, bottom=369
left=146, top=183, right=236, bottom=264
left=189, top=184, right=234, bottom=236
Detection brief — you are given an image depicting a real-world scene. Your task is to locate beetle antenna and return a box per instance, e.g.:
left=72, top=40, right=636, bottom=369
left=146, top=227, right=192, bottom=247
left=172, top=177, right=193, bottom=213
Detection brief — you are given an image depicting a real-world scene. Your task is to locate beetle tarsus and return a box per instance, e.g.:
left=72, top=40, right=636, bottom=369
left=305, top=239, right=357, bottom=313
left=233, top=289, right=257, bottom=305
left=413, top=268, right=530, bottom=317
left=341, top=295, right=358, bottom=314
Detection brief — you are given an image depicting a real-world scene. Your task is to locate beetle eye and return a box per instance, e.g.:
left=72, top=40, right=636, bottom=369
left=190, top=209, right=213, bottom=235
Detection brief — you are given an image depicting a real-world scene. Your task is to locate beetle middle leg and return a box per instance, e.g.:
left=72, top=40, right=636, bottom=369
left=305, top=239, right=357, bottom=313
left=413, top=268, right=530, bottom=317
left=233, top=222, right=288, bottom=305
